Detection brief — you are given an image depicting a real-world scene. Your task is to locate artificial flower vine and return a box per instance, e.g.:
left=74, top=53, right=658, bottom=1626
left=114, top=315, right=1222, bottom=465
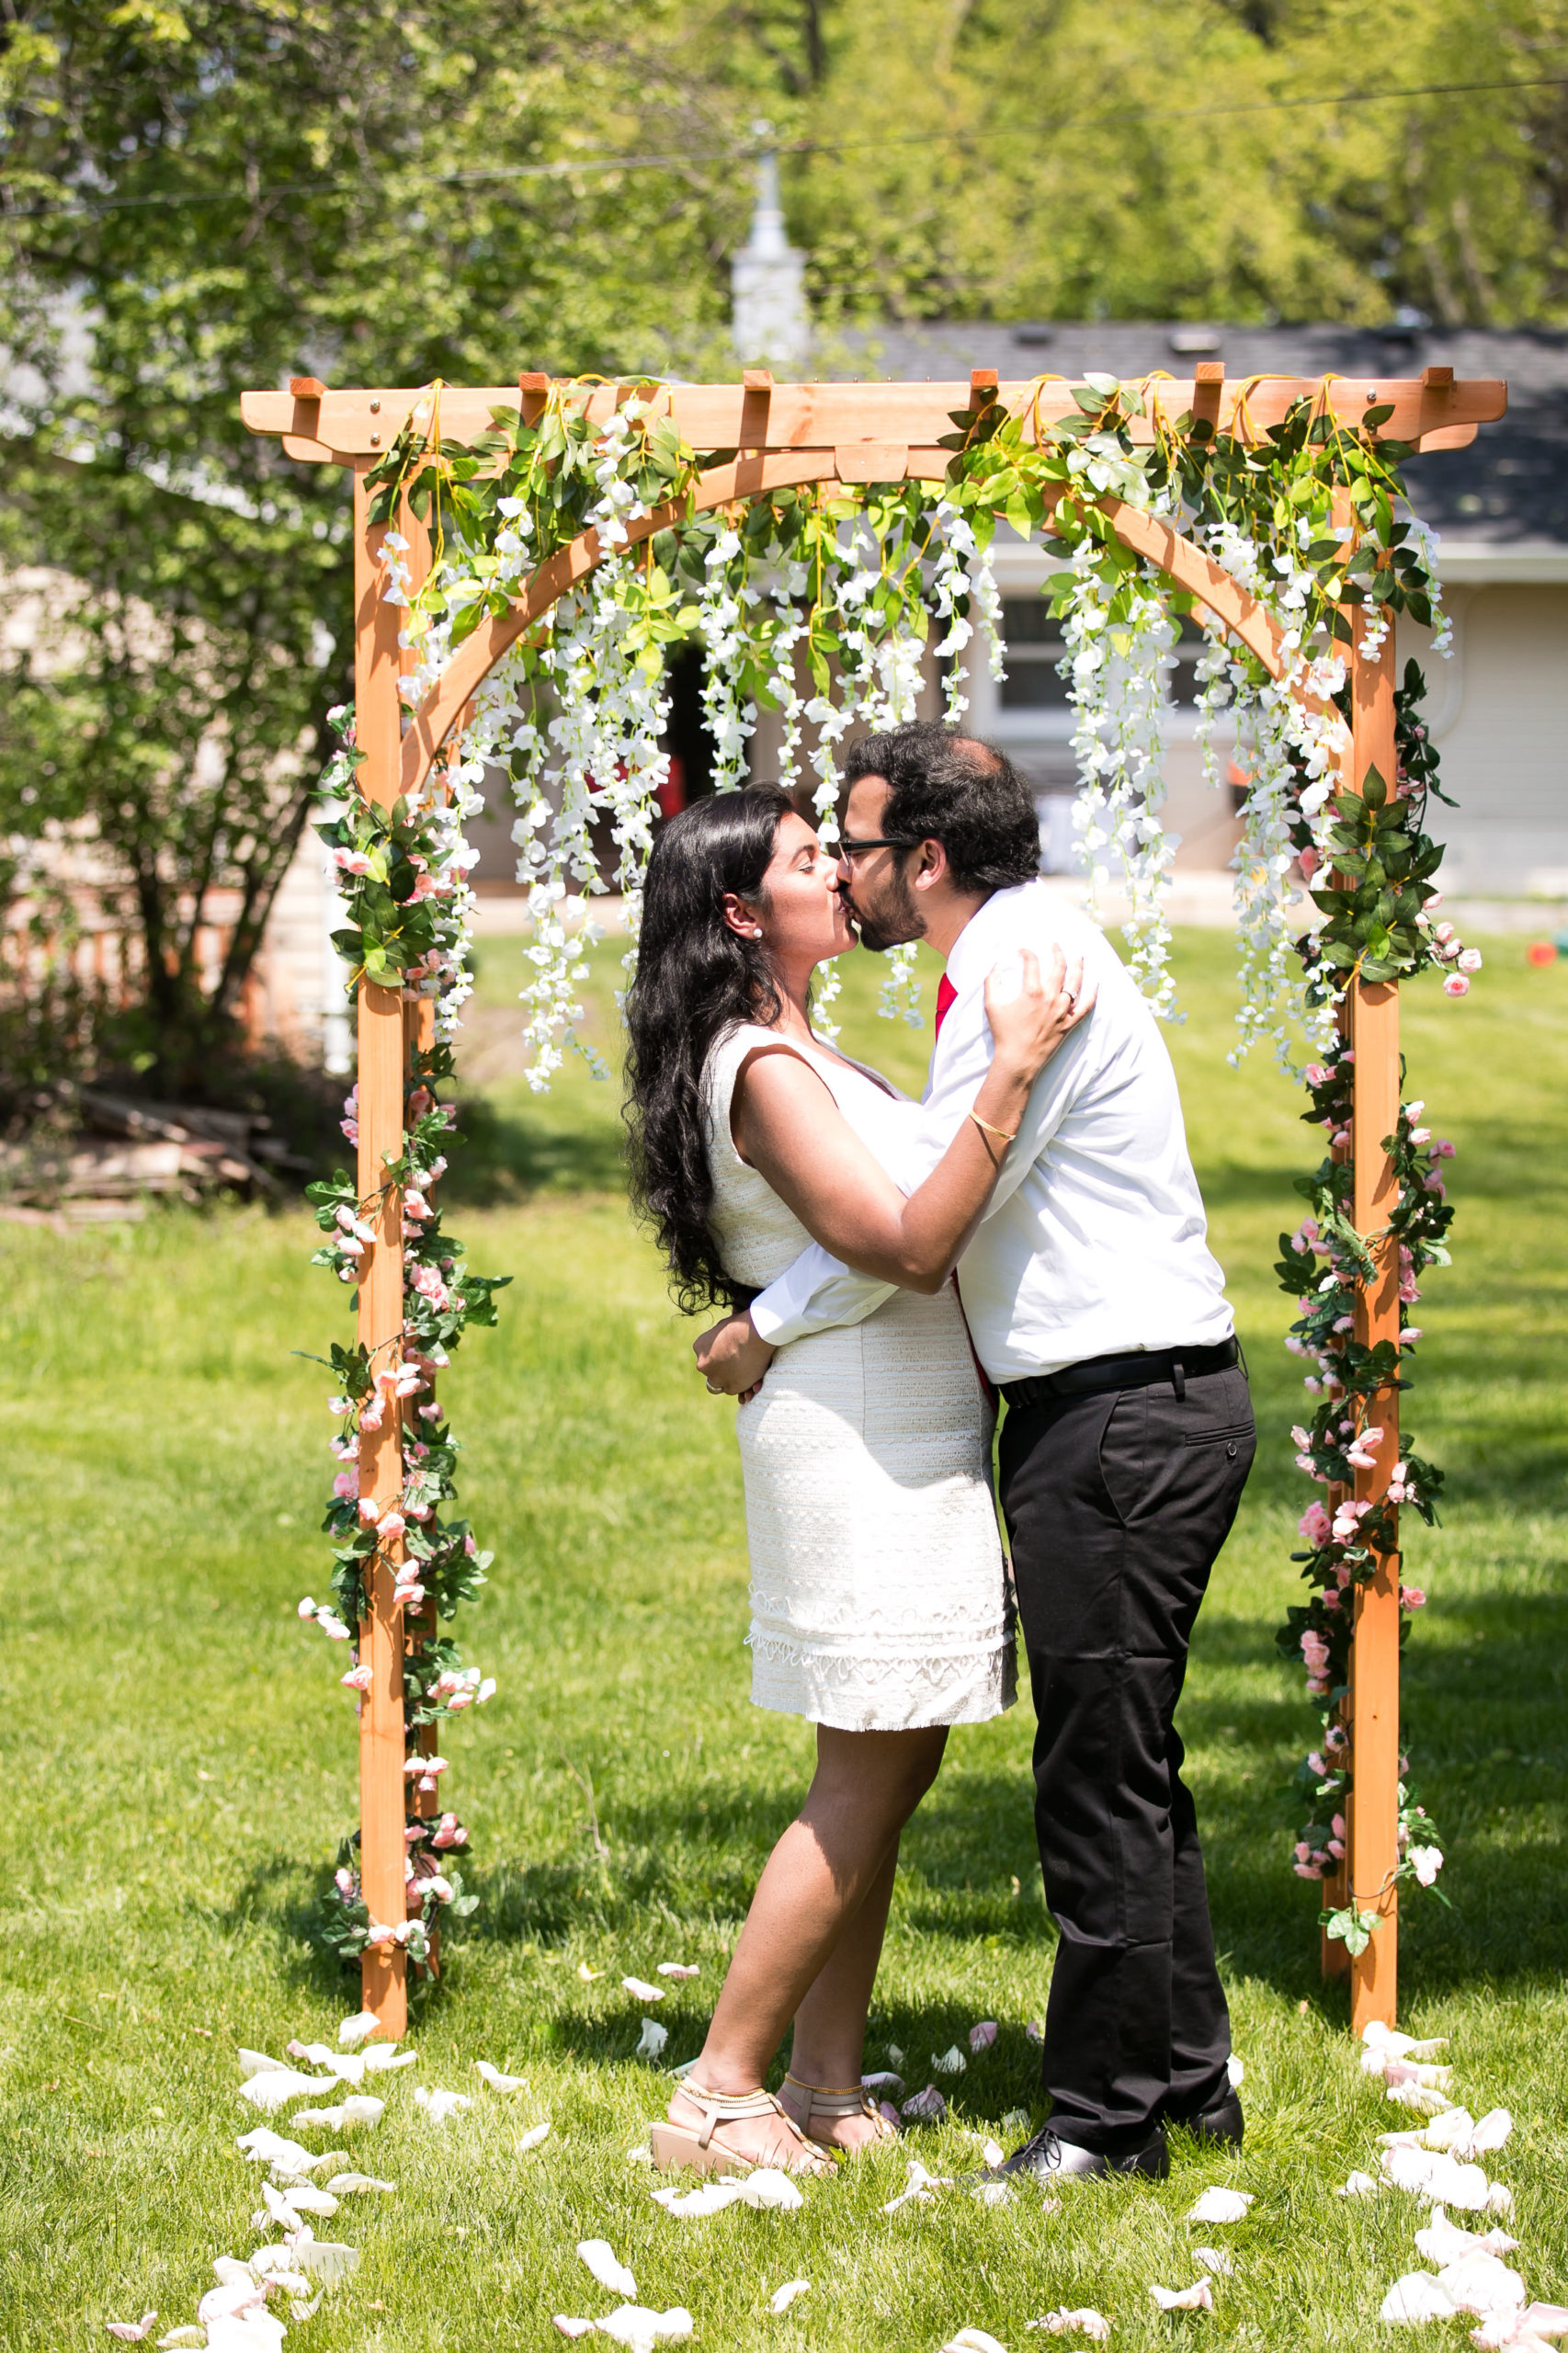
left=300, top=706, right=507, bottom=1971
left=344, top=369, right=1480, bottom=1937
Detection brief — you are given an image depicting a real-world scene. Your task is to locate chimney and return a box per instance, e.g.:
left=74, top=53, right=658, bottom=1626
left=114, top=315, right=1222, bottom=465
left=731, top=142, right=809, bottom=374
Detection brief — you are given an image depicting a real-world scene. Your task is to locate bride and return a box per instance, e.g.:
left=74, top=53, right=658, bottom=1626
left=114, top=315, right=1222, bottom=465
left=622, top=783, right=1092, bottom=2177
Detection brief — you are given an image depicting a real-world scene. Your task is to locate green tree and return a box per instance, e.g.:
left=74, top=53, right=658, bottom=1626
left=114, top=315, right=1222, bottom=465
left=0, top=0, right=755, bottom=1082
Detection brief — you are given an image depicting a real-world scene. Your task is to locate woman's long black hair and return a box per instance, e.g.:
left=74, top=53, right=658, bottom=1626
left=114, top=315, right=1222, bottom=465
left=624, top=784, right=796, bottom=1313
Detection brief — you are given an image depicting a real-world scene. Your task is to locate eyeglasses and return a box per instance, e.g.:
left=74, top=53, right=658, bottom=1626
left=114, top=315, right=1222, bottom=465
left=838, top=835, right=915, bottom=862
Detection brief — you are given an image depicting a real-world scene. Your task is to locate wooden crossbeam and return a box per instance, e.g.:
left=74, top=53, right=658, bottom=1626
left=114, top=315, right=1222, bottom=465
left=242, top=373, right=1505, bottom=463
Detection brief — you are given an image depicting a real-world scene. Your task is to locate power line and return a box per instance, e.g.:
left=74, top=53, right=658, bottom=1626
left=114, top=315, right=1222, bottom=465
left=7, top=70, right=1568, bottom=223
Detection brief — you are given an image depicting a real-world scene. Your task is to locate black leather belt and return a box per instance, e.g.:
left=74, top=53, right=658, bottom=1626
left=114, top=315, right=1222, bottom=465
left=999, top=1336, right=1240, bottom=1414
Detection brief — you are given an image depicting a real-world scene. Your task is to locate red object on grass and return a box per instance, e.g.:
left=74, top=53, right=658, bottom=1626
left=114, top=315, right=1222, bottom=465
left=1527, top=940, right=1558, bottom=967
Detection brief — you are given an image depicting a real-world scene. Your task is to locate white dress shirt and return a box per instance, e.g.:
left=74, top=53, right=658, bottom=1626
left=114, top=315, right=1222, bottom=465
left=748, top=879, right=1234, bottom=1383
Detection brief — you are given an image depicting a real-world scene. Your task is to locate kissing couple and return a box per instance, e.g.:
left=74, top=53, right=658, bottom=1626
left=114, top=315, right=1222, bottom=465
left=622, top=721, right=1255, bottom=2186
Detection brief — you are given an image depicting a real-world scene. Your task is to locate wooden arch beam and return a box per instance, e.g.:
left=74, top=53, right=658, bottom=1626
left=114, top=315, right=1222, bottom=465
left=397, top=456, right=1287, bottom=800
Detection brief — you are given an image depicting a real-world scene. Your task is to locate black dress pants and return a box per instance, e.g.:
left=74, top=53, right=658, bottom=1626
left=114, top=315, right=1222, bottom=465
left=997, top=1360, right=1255, bottom=2150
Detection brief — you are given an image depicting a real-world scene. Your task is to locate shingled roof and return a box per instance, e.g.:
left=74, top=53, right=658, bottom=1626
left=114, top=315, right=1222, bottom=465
left=834, top=322, right=1568, bottom=547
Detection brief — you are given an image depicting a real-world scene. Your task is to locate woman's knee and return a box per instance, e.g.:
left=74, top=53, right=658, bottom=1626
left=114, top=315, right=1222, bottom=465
left=810, top=1725, right=947, bottom=1824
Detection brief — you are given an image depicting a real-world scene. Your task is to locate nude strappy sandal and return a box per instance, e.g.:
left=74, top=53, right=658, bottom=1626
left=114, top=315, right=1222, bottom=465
left=778, top=2071, right=901, bottom=2152
left=649, top=2080, right=835, bottom=2177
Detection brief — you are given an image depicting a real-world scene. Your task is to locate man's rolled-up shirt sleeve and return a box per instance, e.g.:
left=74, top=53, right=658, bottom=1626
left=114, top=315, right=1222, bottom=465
left=748, top=1247, right=895, bottom=1347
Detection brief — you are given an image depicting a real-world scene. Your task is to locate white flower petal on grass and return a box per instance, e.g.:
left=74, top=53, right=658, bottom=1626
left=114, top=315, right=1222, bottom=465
left=1000, top=2108, right=1030, bottom=2137
left=412, top=2087, right=472, bottom=2124
left=1193, top=2249, right=1234, bottom=2277
left=286, top=2296, right=323, bottom=2325
left=1514, top=2307, right=1568, bottom=2344
left=626, top=2144, right=653, bottom=2165
left=652, top=2167, right=803, bottom=2218
left=740, top=2169, right=805, bottom=2211
left=769, top=2282, right=810, bottom=2315
left=902, top=2086, right=948, bottom=2123
left=474, top=2061, right=528, bottom=2094
left=360, top=2045, right=416, bottom=2075
left=1381, top=2146, right=1498, bottom=2211
left=337, top=2009, right=380, bottom=2048
left=1380, top=2272, right=1458, bottom=2325
left=969, top=2022, right=999, bottom=2053
left=1185, top=2187, right=1253, bottom=2224
left=106, top=2313, right=157, bottom=2340
left=933, top=2046, right=968, bottom=2075
left=157, top=2329, right=206, bottom=2347
left=554, top=2323, right=595, bottom=2342
left=595, top=2308, right=693, bottom=2350
left=635, top=2019, right=668, bottom=2062
left=1150, top=2282, right=1214, bottom=2313
left=622, top=1978, right=665, bottom=2002
left=1415, top=2207, right=1518, bottom=2266
left=886, top=2044, right=906, bottom=2068
left=288, top=2095, right=383, bottom=2131
left=1336, top=2172, right=1381, bottom=2198
left=578, top=2241, right=637, bottom=2300
left=881, top=2159, right=953, bottom=2213
left=1433, top=2252, right=1528, bottom=2321
left=653, top=2180, right=739, bottom=2218
left=972, top=2182, right=1016, bottom=2209
left=272, top=2178, right=339, bottom=2219
left=1363, top=2022, right=1448, bottom=2062
left=1388, top=2081, right=1460, bottom=2116
left=577, top=1964, right=602, bottom=1983
left=235, top=2130, right=315, bottom=2174
left=1412, top=2109, right=1475, bottom=2151
left=238, top=2070, right=338, bottom=2115
left=941, top=2331, right=1009, bottom=2353
left=1226, top=2054, right=1244, bottom=2089
left=1462, top=2110, right=1514, bottom=2158
left=287, top=2041, right=367, bottom=2084
left=237, top=2051, right=290, bottom=2079
left=323, top=2173, right=395, bottom=2195
left=862, top=2072, right=904, bottom=2096
left=1485, top=2183, right=1516, bottom=2216
left=210, top=2264, right=256, bottom=2291
left=1027, top=2311, right=1110, bottom=2340
left=517, top=2122, right=552, bottom=2154
left=657, top=1962, right=700, bottom=1980
left=982, top=2139, right=1006, bottom=2171
left=285, top=2242, right=360, bottom=2286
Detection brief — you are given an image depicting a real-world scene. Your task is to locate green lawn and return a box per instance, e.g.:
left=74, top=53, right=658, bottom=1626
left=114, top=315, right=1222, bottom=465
left=5, top=929, right=1566, bottom=2352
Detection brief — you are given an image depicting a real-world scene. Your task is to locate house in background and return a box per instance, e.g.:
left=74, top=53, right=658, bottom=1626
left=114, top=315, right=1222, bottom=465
left=849, top=318, right=1568, bottom=902
left=106, top=197, right=1567, bottom=1065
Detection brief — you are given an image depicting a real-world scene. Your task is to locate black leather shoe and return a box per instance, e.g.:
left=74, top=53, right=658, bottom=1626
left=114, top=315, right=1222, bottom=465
left=1169, top=2088, right=1244, bottom=2149
left=999, top=2121, right=1169, bottom=2184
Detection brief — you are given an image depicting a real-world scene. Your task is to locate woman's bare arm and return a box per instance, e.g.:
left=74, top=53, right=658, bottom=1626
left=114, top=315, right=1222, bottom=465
left=730, top=948, right=1093, bottom=1294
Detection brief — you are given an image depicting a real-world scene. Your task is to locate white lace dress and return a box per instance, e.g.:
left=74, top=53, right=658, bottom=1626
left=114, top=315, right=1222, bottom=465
left=704, top=1021, right=1016, bottom=1732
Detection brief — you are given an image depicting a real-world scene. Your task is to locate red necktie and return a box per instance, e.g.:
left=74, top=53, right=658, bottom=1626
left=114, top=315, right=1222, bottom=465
left=935, top=974, right=957, bottom=1037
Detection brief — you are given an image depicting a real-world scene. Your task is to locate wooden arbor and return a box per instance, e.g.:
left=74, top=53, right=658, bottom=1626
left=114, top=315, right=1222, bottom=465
left=244, top=363, right=1505, bottom=2040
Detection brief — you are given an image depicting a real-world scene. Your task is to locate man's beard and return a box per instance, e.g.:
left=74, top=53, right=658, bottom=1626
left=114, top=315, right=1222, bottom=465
left=844, top=866, right=926, bottom=955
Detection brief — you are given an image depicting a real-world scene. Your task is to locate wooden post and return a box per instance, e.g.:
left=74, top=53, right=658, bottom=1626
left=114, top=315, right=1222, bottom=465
left=354, top=462, right=410, bottom=2039
left=1346, top=610, right=1402, bottom=2034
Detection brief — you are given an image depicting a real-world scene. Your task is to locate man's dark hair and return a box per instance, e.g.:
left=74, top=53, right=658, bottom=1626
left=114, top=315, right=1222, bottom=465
left=843, top=722, right=1040, bottom=893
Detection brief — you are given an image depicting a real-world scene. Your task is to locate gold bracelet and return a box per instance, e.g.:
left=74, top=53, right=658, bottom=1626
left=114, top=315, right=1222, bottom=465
left=970, top=1109, right=1017, bottom=1146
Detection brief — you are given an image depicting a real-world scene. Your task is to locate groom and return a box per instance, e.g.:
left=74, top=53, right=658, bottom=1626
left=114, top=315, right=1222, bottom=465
left=696, top=722, right=1255, bottom=2183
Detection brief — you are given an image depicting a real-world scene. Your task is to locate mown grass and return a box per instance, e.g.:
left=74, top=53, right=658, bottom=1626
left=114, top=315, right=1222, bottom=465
left=4, top=929, right=1565, bottom=2352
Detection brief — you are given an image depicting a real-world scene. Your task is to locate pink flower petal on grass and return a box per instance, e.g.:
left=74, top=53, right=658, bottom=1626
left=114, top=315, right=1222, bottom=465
left=107, top=2317, right=157, bottom=2342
